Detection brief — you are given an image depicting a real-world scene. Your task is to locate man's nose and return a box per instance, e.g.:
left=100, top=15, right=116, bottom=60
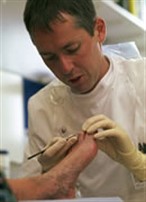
left=59, top=55, right=73, bottom=75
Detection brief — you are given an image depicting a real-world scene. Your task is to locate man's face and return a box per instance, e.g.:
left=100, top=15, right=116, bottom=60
left=32, top=14, right=108, bottom=94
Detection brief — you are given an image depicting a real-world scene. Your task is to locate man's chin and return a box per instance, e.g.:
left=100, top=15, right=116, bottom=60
left=70, top=87, right=91, bottom=94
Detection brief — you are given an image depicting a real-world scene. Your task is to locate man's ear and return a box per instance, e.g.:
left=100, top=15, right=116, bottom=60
left=94, top=18, right=107, bottom=44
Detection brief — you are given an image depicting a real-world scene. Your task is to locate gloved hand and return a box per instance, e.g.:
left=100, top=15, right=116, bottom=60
left=38, top=135, right=78, bottom=173
left=82, top=114, right=146, bottom=181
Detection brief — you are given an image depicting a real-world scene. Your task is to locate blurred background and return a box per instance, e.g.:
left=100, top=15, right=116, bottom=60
left=0, top=0, right=146, bottom=178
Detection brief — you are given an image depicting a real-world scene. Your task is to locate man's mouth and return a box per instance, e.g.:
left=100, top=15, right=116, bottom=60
left=69, top=76, right=82, bottom=84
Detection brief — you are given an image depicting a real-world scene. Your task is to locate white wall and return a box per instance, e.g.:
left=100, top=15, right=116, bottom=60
left=1, top=0, right=54, bottom=82
left=0, top=70, right=26, bottom=163
left=1, top=0, right=145, bottom=83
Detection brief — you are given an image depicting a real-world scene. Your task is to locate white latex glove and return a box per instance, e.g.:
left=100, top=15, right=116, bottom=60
left=82, top=114, right=146, bottom=181
left=38, top=135, right=78, bottom=173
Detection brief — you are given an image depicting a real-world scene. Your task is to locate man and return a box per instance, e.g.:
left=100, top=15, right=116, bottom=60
left=22, top=0, right=146, bottom=201
left=7, top=133, right=98, bottom=200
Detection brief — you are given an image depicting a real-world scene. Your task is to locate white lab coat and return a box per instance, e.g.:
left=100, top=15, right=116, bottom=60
left=22, top=56, right=146, bottom=202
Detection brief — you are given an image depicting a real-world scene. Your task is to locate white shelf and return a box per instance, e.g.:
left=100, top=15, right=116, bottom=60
left=93, top=0, right=145, bottom=56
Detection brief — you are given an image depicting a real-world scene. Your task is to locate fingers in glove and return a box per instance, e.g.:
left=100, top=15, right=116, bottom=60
left=44, top=138, right=67, bottom=157
left=93, top=128, right=118, bottom=139
left=67, top=136, right=78, bottom=144
left=44, top=137, right=65, bottom=150
left=56, top=136, right=78, bottom=157
left=50, top=137, right=62, bottom=145
left=41, top=136, right=78, bottom=159
left=82, top=114, right=105, bottom=131
left=82, top=115, right=116, bottom=134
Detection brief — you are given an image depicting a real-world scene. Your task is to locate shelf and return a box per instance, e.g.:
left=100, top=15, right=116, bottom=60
left=93, top=0, right=145, bottom=56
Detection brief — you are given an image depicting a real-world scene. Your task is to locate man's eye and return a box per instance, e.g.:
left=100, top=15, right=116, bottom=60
left=66, top=44, right=81, bottom=54
left=43, top=54, right=57, bottom=61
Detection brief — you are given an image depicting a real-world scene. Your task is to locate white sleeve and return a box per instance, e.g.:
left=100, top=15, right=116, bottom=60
left=125, top=58, right=146, bottom=187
